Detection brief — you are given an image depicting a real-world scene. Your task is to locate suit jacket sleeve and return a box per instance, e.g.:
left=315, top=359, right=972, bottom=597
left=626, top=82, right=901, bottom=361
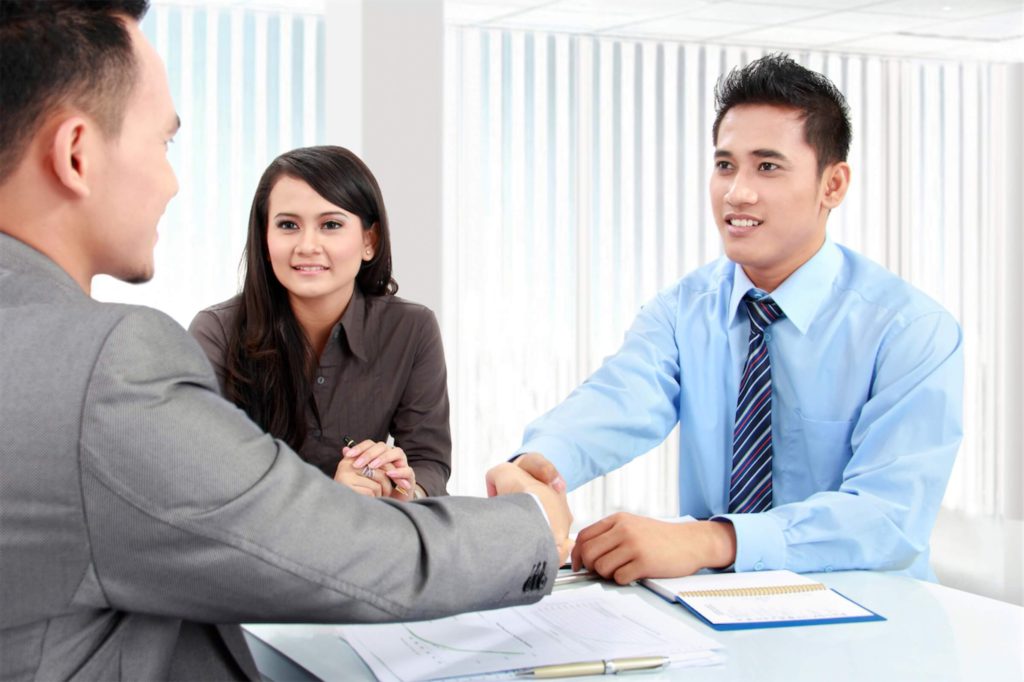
left=76, top=307, right=557, bottom=624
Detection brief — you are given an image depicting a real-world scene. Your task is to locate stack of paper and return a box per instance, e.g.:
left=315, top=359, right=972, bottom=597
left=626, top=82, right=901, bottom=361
left=337, top=585, right=722, bottom=681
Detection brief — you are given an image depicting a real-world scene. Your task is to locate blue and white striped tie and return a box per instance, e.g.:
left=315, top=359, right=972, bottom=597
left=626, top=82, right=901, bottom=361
left=729, top=292, right=785, bottom=514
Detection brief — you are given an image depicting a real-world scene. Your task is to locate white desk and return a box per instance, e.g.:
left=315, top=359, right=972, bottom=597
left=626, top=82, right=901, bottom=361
left=243, top=571, right=1023, bottom=681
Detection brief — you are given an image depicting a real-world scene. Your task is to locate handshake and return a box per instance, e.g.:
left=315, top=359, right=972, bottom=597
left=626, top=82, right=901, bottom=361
left=486, top=454, right=738, bottom=584
left=486, top=454, right=573, bottom=565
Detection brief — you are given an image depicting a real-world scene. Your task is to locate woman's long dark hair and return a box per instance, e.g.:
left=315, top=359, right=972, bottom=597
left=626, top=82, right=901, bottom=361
left=224, top=146, right=398, bottom=450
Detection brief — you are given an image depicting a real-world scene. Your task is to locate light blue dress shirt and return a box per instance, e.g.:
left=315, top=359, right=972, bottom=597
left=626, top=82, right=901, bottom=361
left=520, top=240, right=963, bottom=580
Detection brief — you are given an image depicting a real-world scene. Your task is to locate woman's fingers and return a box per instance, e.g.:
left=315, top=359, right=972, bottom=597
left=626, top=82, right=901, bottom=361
left=366, top=446, right=408, bottom=470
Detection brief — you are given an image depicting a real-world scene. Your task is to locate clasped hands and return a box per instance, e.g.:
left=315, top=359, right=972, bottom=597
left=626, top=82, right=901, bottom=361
left=334, top=440, right=416, bottom=501
left=488, top=453, right=738, bottom=584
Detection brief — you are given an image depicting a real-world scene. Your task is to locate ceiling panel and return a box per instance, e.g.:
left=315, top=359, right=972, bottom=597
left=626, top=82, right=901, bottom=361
left=738, top=0, right=880, bottom=7
left=621, top=16, right=759, bottom=39
left=447, top=2, right=536, bottom=23
left=445, top=0, right=1024, bottom=61
left=684, top=1, right=826, bottom=24
left=792, top=10, right=938, bottom=33
left=728, top=25, right=871, bottom=47
left=867, top=0, right=1023, bottom=20
left=555, top=0, right=711, bottom=11
left=913, top=9, right=1024, bottom=40
left=496, top=7, right=640, bottom=32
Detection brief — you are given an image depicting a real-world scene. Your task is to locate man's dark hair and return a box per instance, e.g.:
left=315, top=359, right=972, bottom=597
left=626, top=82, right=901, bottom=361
left=0, top=0, right=150, bottom=183
left=712, top=53, right=851, bottom=176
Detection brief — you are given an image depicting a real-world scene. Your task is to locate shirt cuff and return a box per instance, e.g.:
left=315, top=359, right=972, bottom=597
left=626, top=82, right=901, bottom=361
left=712, top=512, right=787, bottom=572
left=515, top=436, right=582, bottom=490
left=525, top=492, right=550, bottom=526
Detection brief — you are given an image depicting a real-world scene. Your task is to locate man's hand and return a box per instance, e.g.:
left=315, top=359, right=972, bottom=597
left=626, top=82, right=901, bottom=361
left=511, top=452, right=567, bottom=493
left=571, top=514, right=737, bottom=584
left=486, top=462, right=573, bottom=565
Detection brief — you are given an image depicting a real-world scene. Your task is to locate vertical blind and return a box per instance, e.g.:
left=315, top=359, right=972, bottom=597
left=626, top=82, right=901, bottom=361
left=444, top=27, right=1016, bottom=524
left=93, top=2, right=325, bottom=326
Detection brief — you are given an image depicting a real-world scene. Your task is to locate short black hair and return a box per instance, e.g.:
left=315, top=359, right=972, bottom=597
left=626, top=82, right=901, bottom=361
left=0, top=0, right=150, bottom=183
left=712, top=53, right=851, bottom=176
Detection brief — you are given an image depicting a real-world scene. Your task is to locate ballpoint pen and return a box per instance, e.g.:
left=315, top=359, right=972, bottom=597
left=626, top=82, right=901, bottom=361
left=516, top=656, right=670, bottom=678
left=553, top=569, right=601, bottom=586
left=342, top=435, right=410, bottom=496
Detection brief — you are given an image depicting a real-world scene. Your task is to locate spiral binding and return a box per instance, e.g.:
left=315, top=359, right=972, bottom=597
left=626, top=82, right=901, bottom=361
left=677, top=582, right=827, bottom=598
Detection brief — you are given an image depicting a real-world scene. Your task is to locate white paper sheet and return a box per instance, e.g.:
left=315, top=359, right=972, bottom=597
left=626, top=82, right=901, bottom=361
left=337, top=586, right=722, bottom=682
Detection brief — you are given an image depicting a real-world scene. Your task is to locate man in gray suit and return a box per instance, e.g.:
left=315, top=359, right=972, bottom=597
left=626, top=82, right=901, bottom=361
left=0, top=2, right=571, bottom=679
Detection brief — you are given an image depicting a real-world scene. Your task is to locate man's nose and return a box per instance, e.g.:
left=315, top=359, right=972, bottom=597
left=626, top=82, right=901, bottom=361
left=724, top=174, right=757, bottom=206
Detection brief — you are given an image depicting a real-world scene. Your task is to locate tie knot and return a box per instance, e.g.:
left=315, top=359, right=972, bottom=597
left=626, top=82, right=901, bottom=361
left=744, top=294, right=784, bottom=334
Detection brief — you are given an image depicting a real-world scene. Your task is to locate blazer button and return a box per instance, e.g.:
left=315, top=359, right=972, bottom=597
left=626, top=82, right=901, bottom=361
left=522, top=561, right=548, bottom=592
left=316, top=376, right=325, bottom=385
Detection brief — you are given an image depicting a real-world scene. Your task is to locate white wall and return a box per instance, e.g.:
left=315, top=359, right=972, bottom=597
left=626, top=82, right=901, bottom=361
left=324, top=0, right=445, bottom=320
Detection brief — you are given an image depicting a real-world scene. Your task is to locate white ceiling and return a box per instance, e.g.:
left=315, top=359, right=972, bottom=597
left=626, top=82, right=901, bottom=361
left=446, top=0, right=1024, bottom=62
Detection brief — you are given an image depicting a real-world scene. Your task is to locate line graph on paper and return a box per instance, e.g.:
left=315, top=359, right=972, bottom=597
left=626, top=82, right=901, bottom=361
left=338, top=587, right=720, bottom=682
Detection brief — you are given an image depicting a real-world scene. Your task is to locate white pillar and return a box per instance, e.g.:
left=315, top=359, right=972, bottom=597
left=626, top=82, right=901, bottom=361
left=324, top=0, right=445, bottom=321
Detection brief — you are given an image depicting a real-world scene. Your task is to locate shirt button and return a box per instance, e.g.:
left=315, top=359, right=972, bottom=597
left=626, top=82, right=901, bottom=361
left=824, top=566, right=834, bottom=573
left=316, top=376, right=325, bottom=385
left=754, top=561, right=764, bottom=571
left=764, top=332, right=772, bottom=341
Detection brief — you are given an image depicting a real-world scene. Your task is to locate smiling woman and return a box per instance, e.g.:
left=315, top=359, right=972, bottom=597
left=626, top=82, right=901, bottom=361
left=188, top=146, right=451, bottom=501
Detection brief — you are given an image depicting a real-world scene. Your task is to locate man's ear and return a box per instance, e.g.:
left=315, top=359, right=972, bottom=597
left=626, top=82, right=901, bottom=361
left=50, top=116, right=93, bottom=199
left=821, top=161, right=851, bottom=210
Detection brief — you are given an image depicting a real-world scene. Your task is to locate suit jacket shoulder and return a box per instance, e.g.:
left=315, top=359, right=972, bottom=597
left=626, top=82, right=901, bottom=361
left=1, top=234, right=557, bottom=681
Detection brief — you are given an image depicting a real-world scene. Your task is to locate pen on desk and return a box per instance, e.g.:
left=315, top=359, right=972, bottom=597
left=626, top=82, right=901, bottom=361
left=554, top=569, right=601, bottom=586
left=516, top=656, right=670, bottom=678
left=342, top=435, right=410, bottom=496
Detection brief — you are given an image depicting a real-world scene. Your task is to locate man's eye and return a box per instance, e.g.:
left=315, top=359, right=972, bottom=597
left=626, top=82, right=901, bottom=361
left=759, top=162, right=779, bottom=171
left=715, top=161, right=732, bottom=170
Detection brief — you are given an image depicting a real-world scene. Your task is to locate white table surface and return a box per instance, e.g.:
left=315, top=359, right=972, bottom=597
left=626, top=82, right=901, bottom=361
left=244, top=570, right=1024, bottom=681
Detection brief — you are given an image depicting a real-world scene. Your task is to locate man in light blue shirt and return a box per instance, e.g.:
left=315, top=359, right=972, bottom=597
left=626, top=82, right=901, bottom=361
left=504, top=54, right=962, bottom=583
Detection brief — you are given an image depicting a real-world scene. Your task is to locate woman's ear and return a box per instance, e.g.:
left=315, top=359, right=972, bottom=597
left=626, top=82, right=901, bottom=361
left=362, top=222, right=380, bottom=261
left=50, top=116, right=92, bottom=199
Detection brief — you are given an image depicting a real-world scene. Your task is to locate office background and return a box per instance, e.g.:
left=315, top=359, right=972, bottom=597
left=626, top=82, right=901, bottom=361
left=93, top=0, right=1023, bottom=605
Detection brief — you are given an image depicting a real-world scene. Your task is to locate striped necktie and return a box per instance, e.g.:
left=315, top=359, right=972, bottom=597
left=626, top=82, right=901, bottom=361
left=729, top=292, right=785, bottom=514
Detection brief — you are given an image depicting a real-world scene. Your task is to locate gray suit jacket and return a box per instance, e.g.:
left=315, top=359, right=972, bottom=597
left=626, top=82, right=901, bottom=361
left=0, top=234, right=558, bottom=681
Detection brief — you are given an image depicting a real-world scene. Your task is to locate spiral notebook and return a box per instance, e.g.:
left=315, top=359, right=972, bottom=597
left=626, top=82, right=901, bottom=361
left=641, top=570, right=884, bottom=630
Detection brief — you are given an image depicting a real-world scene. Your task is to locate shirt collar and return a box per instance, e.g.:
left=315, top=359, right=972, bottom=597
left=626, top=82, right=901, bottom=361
left=728, top=238, right=841, bottom=335
left=334, top=286, right=368, bottom=362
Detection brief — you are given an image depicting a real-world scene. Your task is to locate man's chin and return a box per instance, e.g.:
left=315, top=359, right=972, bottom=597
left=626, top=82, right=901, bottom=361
left=121, top=266, right=154, bottom=285
left=721, top=238, right=759, bottom=267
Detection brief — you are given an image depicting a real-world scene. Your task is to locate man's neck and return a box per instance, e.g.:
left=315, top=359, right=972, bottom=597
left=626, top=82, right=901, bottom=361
left=0, top=218, right=93, bottom=295
left=742, top=234, right=827, bottom=293
left=0, top=158, right=98, bottom=295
